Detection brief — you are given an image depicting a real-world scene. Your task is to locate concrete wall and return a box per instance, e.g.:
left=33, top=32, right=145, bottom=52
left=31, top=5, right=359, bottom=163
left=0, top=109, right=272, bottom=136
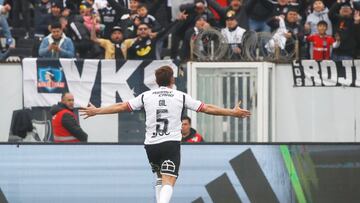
left=0, top=64, right=23, bottom=142
left=274, top=64, right=360, bottom=142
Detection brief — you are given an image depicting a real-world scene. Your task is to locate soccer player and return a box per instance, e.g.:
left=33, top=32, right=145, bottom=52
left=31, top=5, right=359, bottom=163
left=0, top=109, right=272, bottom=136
left=79, top=66, right=251, bottom=203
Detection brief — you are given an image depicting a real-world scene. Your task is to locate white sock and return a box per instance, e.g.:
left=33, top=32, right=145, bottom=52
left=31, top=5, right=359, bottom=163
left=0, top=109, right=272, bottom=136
left=155, top=178, right=162, bottom=203
left=159, top=184, right=173, bottom=203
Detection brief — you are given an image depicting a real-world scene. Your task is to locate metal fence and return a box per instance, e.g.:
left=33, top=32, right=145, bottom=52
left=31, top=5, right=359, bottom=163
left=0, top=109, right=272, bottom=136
left=191, top=29, right=298, bottom=63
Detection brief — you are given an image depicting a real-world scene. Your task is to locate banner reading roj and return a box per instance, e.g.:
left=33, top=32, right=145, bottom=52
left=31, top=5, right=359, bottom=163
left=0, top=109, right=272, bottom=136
left=23, top=58, right=178, bottom=108
left=292, top=60, right=360, bottom=87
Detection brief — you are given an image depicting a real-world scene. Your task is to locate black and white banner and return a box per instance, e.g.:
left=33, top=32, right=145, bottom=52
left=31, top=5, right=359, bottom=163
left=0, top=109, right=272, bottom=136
left=23, top=58, right=178, bottom=107
left=292, top=60, right=360, bottom=87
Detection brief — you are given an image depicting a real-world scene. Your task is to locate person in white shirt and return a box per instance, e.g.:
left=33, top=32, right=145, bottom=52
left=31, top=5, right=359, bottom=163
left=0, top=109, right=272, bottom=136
left=79, top=66, right=251, bottom=203
left=221, top=11, right=246, bottom=59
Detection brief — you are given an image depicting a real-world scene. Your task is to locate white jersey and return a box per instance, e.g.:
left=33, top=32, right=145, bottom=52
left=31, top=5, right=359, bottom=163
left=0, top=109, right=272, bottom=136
left=221, top=26, right=246, bottom=44
left=127, top=86, right=204, bottom=145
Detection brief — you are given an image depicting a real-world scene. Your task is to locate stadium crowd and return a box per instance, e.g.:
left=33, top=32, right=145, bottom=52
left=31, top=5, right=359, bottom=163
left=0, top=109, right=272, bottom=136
left=0, top=0, right=360, bottom=61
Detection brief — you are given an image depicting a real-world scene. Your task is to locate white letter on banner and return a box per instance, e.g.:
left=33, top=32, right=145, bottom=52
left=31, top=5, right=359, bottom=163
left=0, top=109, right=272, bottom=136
left=60, top=59, right=99, bottom=107
left=144, top=60, right=178, bottom=90
left=320, top=60, right=337, bottom=86
left=23, top=58, right=61, bottom=107
left=302, top=60, right=322, bottom=86
left=101, top=60, right=142, bottom=106
left=338, top=60, right=353, bottom=86
left=354, top=60, right=360, bottom=87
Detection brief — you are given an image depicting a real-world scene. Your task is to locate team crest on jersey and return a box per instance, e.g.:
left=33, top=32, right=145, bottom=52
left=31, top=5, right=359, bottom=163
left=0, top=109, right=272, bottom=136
left=161, top=160, right=176, bottom=173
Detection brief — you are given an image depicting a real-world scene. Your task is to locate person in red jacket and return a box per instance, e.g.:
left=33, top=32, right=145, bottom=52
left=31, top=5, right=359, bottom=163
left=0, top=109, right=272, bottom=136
left=306, top=20, right=340, bottom=61
left=181, top=116, right=204, bottom=143
left=50, top=92, right=88, bottom=143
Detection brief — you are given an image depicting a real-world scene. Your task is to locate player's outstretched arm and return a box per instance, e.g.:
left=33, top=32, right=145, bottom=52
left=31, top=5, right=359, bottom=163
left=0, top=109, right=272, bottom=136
left=199, top=101, right=251, bottom=118
left=79, top=102, right=129, bottom=119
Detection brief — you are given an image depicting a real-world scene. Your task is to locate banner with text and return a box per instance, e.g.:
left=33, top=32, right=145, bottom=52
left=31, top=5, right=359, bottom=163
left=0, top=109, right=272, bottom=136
left=292, top=60, right=360, bottom=87
left=23, top=58, right=178, bottom=107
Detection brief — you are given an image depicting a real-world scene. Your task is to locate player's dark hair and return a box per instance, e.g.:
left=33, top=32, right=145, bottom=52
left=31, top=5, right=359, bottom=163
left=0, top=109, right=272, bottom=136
left=155, top=66, right=174, bottom=86
left=181, top=116, right=191, bottom=124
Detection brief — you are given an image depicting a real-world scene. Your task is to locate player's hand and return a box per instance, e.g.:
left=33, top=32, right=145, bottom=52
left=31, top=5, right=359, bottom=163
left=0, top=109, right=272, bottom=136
left=233, top=101, right=251, bottom=118
left=79, top=102, right=98, bottom=119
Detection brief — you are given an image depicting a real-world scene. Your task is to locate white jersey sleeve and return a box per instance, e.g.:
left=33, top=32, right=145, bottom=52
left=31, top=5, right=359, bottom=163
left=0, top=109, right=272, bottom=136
left=127, top=94, right=144, bottom=111
left=184, top=93, right=204, bottom=112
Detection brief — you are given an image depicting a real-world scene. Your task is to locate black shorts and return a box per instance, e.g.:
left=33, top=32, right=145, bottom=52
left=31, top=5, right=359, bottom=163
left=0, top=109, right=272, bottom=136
left=144, top=141, right=181, bottom=178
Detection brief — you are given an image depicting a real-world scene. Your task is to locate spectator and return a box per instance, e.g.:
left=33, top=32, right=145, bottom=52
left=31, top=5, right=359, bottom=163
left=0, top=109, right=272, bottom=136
left=180, top=15, right=210, bottom=61
left=98, top=2, right=120, bottom=39
left=267, top=0, right=302, bottom=32
left=80, top=1, right=101, bottom=33
left=122, top=22, right=155, bottom=59
left=246, top=0, right=303, bottom=32
left=221, top=11, right=246, bottom=59
left=35, top=1, right=65, bottom=38
left=107, top=0, right=140, bottom=38
left=11, top=0, right=31, bottom=39
left=93, top=0, right=108, bottom=12
left=122, top=14, right=184, bottom=60
left=146, top=0, right=173, bottom=28
left=287, top=0, right=308, bottom=23
left=91, top=23, right=125, bottom=59
left=207, top=0, right=249, bottom=29
left=306, top=20, right=340, bottom=61
left=181, top=116, right=204, bottom=143
left=171, top=0, right=217, bottom=59
left=48, top=1, right=64, bottom=29
left=60, top=16, right=99, bottom=58
left=268, top=7, right=305, bottom=56
left=329, top=1, right=357, bottom=60
left=305, top=0, right=333, bottom=35
left=180, top=0, right=218, bottom=27
left=0, top=1, right=13, bottom=49
left=245, top=0, right=274, bottom=32
left=50, top=92, right=88, bottom=143
left=63, top=0, right=81, bottom=16
left=32, top=0, right=52, bottom=57
left=33, top=0, right=52, bottom=38
left=117, top=14, right=144, bottom=40
left=136, top=3, right=162, bottom=32
left=38, top=21, right=75, bottom=58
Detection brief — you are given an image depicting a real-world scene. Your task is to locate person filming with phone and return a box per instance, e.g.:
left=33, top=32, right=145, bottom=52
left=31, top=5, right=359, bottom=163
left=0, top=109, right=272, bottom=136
left=39, top=21, right=75, bottom=58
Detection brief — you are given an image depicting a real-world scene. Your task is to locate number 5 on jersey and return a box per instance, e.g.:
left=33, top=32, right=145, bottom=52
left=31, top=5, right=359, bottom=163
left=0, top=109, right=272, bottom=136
left=153, top=109, right=170, bottom=138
